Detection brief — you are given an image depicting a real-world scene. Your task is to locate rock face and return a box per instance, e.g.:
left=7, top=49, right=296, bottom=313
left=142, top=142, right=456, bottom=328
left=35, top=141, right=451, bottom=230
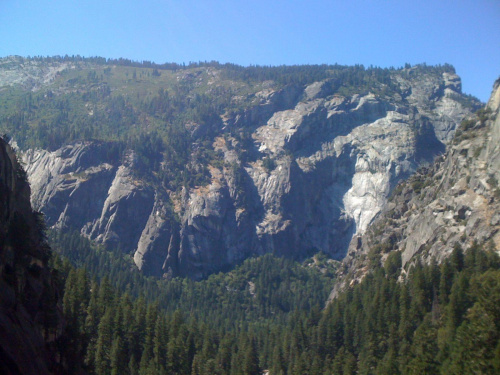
left=0, top=56, right=72, bottom=91
left=330, top=79, right=500, bottom=299
left=0, top=138, right=63, bottom=375
left=22, top=69, right=479, bottom=279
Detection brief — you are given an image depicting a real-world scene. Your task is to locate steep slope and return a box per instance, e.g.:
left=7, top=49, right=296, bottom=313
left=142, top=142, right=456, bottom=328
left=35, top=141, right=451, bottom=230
left=3, top=59, right=479, bottom=279
left=331, top=78, right=500, bottom=298
left=0, top=138, right=63, bottom=375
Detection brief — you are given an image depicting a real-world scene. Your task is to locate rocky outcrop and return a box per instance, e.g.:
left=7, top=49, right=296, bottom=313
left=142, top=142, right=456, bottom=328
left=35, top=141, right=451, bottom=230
left=486, top=79, right=500, bottom=182
left=83, top=161, right=155, bottom=253
left=22, top=68, right=480, bottom=279
left=0, top=56, right=72, bottom=91
left=0, top=138, right=63, bottom=374
left=24, top=141, right=117, bottom=230
left=24, top=142, right=155, bottom=254
left=330, top=79, right=500, bottom=299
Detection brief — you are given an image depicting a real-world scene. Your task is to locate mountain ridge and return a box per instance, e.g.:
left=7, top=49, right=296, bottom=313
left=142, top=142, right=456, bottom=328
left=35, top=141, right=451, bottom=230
left=1, top=57, right=480, bottom=279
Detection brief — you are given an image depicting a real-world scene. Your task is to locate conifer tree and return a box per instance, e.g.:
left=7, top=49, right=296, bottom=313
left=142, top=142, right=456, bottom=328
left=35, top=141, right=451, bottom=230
left=111, top=335, right=127, bottom=375
left=270, top=345, right=286, bottom=375
left=438, top=260, right=454, bottom=305
left=407, top=317, right=439, bottom=375
left=190, top=354, right=203, bottom=375
left=152, top=316, right=168, bottom=371
left=95, top=309, right=115, bottom=375
left=128, top=355, right=139, bottom=375
left=85, top=279, right=100, bottom=368
left=242, top=337, right=259, bottom=375
left=446, top=304, right=498, bottom=374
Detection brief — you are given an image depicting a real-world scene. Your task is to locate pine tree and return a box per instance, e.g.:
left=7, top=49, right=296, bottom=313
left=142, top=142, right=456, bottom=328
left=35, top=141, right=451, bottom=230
left=397, top=284, right=412, bottom=371
left=343, top=349, right=357, bottom=375
left=446, top=304, right=498, bottom=374
left=216, top=336, right=233, bottom=374
left=110, top=335, right=127, bottom=375
left=407, top=317, right=439, bottom=375
left=61, top=268, right=91, bottom=370
left=128, top=355, right=139, bottom=375
left=242, top=337, right=259, bottom=375
left=438, top=260, right=454, bottom=305
left=97, top=276, right=115, bottom=316
left=270, top=345, right=286, bottom=375
left=84, top=279, right=100, bottom=368
left=131, top=297, right=147, bottom=363
left=446, top=272, right=471, bottom=331
left=190, top=354, right=202, bottom=375
left=376, top=348, right=399, bottom=375
left=95, top=308, right=115, bottom=375
left=140, top=303, right=157, bottom=366
left=152, top=315, right=168, bottom=371
left=450, top=244, right=464, bottom=273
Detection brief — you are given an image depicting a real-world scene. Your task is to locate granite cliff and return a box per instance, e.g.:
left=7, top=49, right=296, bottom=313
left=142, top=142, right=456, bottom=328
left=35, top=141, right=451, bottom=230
left=330, top=78, right=500, bottom=298
left=12, top=62, right=479, bottom=279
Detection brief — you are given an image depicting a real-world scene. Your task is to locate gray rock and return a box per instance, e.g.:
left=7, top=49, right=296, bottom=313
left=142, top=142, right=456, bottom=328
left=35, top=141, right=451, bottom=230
left=85, top=163, right=155, bottom=253
left=330, top=79, right=500, bottom=300
left=0, top=56, right=72, bottom=91
left=23, top=143, right=155, bottom=255
left=134, top=196, right=176, bottom=276
left=23, top=70, right=481, bottom=279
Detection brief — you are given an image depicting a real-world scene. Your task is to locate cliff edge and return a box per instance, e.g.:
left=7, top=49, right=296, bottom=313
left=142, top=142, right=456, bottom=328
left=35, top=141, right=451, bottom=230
left=0, top=138, right=63, bottom=374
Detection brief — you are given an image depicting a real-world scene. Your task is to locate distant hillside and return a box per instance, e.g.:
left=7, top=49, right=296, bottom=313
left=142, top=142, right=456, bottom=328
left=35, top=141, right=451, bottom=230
left=1, top=56, right=481, bottom=279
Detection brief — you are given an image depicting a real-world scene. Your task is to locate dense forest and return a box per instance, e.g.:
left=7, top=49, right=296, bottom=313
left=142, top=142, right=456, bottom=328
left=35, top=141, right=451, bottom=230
left=52, top=233, right=500, bottom=374
left=49, top=230, right=335, bottom=325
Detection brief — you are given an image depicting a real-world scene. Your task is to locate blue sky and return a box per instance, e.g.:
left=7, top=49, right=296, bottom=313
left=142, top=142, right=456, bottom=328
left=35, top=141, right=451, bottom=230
left=1, top=0, right=499, bottom=101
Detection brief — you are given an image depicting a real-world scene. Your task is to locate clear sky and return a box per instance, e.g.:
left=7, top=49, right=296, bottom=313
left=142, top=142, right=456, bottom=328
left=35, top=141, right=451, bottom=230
left=1, top=0, right=499, bottom=102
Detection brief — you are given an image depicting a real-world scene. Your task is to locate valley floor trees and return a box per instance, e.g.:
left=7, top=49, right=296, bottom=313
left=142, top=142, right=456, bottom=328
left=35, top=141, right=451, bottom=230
left=53, top=237, right=500, bottom=374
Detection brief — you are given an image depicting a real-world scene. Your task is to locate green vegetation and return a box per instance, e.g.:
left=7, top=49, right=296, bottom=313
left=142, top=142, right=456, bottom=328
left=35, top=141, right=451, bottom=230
left=49, top=229, right=334, bottom=325
left=262, top=156, right=276, bottom=172
left=1, top=57, right=478, bottom=193
left=2, top=57, right=491, bottom=373
left=476, top=107, right=493, bottom=126
left=50, top=227, right=500, bottom=374
left=0, top=57, right=466, bottom=154
left=454, top=106, right=492, bottom=144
